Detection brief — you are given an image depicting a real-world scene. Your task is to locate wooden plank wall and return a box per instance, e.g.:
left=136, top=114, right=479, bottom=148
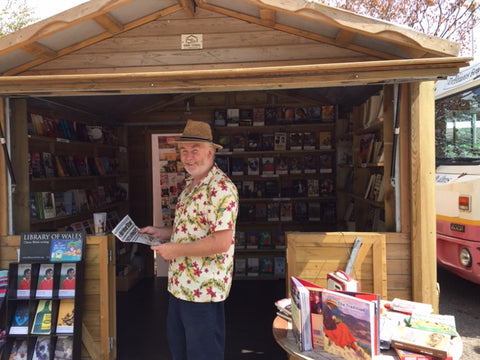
left=0, top=235, right=116, bottom=360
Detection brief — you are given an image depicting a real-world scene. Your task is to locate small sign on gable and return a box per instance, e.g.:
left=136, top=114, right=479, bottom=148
left=181, top=34, right=203, bottom=49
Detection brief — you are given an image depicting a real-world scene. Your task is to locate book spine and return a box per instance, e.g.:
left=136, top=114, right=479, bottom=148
left=391, top=340, right=448, bottom=359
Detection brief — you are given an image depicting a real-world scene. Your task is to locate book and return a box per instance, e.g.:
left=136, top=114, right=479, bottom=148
left=245, top=231, right=258, bottom=249
left=293, top=179, right=307, bottom=197
left=390, top=326, right=451, bottom=359
left=42, top=152, right=57, bottom=178
left=247, top=157, right=260, bottom=175
left=308, top=106, right=321, bottom=121
left=321, top=105, right=335, bottom=122
left=252, top=108, right=265, bottom=126
left=322, top=288, right=378, bottom=359
left=319, top=131, right=332, bottom=149
left=264, top=107, right=277, bottom=125
left=260, top=257, right=274, bottom=276
left=288, top=156, right=302, bottom=174
left=242, top=180, right=255, bottom=197
left=274, top=257, right=286, bottom=276
left=303, top=154, right=317, bottom=174
left=58, top=263, right=76, bottom=297
left=289, top=132, right=303, bottom=150
left=264, top=180, right=278, bottom=198
left=9, top=301, right=30, bottom=334
left=216, top=134, right=231, bottom=151
left=234, top=258, right=246, bottom=276
left=216, top=156, right=229, bottom=174
left=235, top=231, right=246, bottom=249
left=8, top=338, right=29, bottom=359
left=290, top=276, right=313, bottom=351
left=293, top=202, right=308, bottom=221
left=112, top=215, right=162, bottom=246
left=41, top=191, right=56, bottom=219
left=320, top=178, right=335, bottom=196
left=31, top=299, right=52, bottom=335
left=280, top=202, right=292, bottom=221
left=213, top=109, right=227, bottom=126
left=280, top=107, right=295, bottom=123
left=253, top=181, right=266, bottom=198
left=231, top=134, right=246, bottom=151
left=303, top=132, right=316, bottom=150
left=230, top=157, right=244, bottom=175
left=226, top=108, right=240, bottom=126
left=255, top=202, right=267, bottom=220
left=273, top=230, right=286, bottom=249
left=261, top=157, right=275, bottom=175
left=274, top=132, right=287, bottom=151
left=54, top=336, right=74, bottom=360
left=275, top=156, right=288, bottom=175
left=54, top=191, right=67, bottom=217
left=307, top=179, right=320, bottom=197
left=56, top=298, right=75, bottom=333
left=319, top=154, right=333, bottom=173
left=394, top=347, right=453, bottom=360
left=16, top=263, right=32, bottom=297
left=295, top=107, right=308, bottom=122
left=406, top=313, right=457, bottom=336
left=261, top=133, right=274, bottom=151
left=308, top=202, right=321, bottom=221
left=267, top=202, right=280, bottom=221
left=36, top=264, right=54, bottom=298
left=247, top=257, right=259, bottom=276
left=246, top=132, right=261, bottom=151
left=239, top=108, right=253, bottom=126
left=32, top=336, right=51, bottom=360
left=258, top=230, right=272, bottom=249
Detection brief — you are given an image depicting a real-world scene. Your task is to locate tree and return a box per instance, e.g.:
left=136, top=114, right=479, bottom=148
left=0, top=0, right=37, bottom=36
left=320, top=0, right=479, bottom=55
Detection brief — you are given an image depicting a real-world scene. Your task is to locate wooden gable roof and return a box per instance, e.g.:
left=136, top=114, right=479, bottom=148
left=0, top=0, right=469, bottom=99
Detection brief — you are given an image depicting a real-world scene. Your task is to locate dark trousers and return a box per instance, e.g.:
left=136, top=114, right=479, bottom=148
left=166, top=293, right=225, bottom=360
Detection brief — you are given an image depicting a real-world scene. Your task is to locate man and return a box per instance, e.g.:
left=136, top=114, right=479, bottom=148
left=38, top=268, right=53, bottom=290
left=140, top=119, right=238, bottom=360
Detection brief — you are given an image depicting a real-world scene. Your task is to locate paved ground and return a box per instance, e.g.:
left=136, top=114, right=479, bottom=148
left=437, top=266, right=480, bottom=359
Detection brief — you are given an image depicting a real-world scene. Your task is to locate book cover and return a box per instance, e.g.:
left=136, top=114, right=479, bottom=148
left=303, top=132, right=316, bottom=150
left=35, top=264, right=54, bottom=298
left=319, top=131, right=332, bottom=149
left=231, top=134, right=246, bottom=151
left=308, top=106, right=321, bottom=121
left=246, top=132, right=261, bottom=151
left=264, top=180, right=278, bottom=198
left=252, top=108, right=265, bottom=126
left=41, top=191, right=56, bottom=219
left=54, top=336, right=74, bottom=360
left=245, top=231, right=258, bottom=249
left=275, top=156, right=288, bottom=175
left=255, top=202, right=267, bottom=221
left=390, top=326, right=451, bottom=359
left=239, top=108, right=253, bottom=126
left=8, top=338, right=29, bottom=359
left=213, top=109, right=227, bottom=126
left=16, top=263, right=32, bottom=297
left=274, top=257, right=286, bottom=276
left=54, top=191, right=67, bottom=217
left=273, top=230, right=286, bottom=249
left=264, top=107, right=277, bottom=125
left=280, top=107, right=295, bottom=123
left=293, top=179, right=307, bottom=197
left=9, top=301, right=30, bottom=334
left=49, top=234, right=84, bottom=262
left=72, top=189, right=89, bottom=213
left=274, top=132, right=287, bottom=151
left=307, top=179, right=320, bottom=197
left=322, top=288, right=377, bottom=359
left=289, top=132, right=303, bottom=150
left=267, top=202, right=280, bottom=221
left=216, top=156, right=229, bottom=174
left=239, top=203, right=255, bottom=221
left=235, top=231, right=246, bottom=249
left=303, top=155, right=317, bottom=174
left=308, top=202, right=321, bottom=221
left=288, top=156, right=303, bottom=174
left=56, top=298, right=75, bottom=333
left=261, top=133, right=274, bottom=151
left=234, top=258, right=246, bottom=276
left=261, top=157, right=275, bottom=175
left=321, top=201, right=336, bottom=222
left=394, top=347, right=453, bottom=360
left=293, top=202, right=308, bottom=221
left=230, top=157, right=244, bottom=175
left=226, top=108, right=240, bottom=126
left=258, top=230, right=272, bottom=249
left=216, top=134, right=231, bottom=151
left=32, top=336, right=51, bottom=360
left=247, top=257, right=259, bottom=276
left=247, top=157, right=260, bottom=175
left=242, top=180, right=255, bottom=197
left=31, top=299, right=52, bottom=335
left=280, top=202, right=292, bottom=221
left=320, top=178, right=335, bottom=196
left=31, top=152, right=46, bottom=178
left=58, top=263, right=76, bottom=298
left=406, top=313, right=457, bottom=336
left=290, top=276, right=313, bottom=351
left=295, top=107, right=308, bottom=122
left=319, top=154, right=333, bottom=173
left=260, top=257, right=274, bottom=276
left=41, top=152, right=57, bottom=178
left=253, top=181, right=266, bottom=198
left=321, top=105, right=335, bottom=123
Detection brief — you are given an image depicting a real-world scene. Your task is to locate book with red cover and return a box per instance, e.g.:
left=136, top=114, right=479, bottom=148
left=395, top=347, right=453, bottom=360
left=391, top=326, right=451, bottom=359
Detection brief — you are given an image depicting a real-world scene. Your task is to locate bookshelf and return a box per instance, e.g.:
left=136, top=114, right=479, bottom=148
left=336, top=90, right=387, bottom=231
left=213, top=106, right=337, bottom=279
left=26, top=108, right=129, bottom=233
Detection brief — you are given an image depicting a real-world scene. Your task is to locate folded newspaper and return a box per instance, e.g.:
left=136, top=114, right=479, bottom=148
left=112, top=215, right=162, bottom=246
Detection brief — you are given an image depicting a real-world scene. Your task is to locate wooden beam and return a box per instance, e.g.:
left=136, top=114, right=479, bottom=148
left=21, top=42, right=57, bottom=60
left=177, top=0, right=195, bottom=18
left=0, top=99, right=6, bottom=236
left=94, top=13, right=124, bottom=34
left=0, top=57, right=468, bottom=95
left=409, top=81, right=438, bottom=312
left=259, top=7, right=276, bottom=27
left=335, top=29, right=355, bottom=46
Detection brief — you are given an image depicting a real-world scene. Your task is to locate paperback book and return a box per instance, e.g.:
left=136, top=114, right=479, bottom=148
left=31, top=299, right=52, bottom=335
left=56, top=298, right=75, bottom=333
left=322, top=288, right=378, bottom=360
left=247, top=257, right=259, bottom=276
left=9, top=301, right=30, bottom=334
left=54, top=336, right=74, bottom=360
left=16, top=263, right=32, bottom=298
left=32, top=336, right=51, bottom=360
left=290, top=276, right=313, bottom=351
left=234, top=258, right=246, bottom=276
left=390, top=325, right=451, bottom=359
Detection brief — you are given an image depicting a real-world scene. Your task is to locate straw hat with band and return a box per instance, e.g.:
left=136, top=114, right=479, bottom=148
left=176, top=119, right=222, bottom=149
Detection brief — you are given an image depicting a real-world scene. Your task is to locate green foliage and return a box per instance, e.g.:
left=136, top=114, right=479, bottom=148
left=0, top=0, right=38, bottom=36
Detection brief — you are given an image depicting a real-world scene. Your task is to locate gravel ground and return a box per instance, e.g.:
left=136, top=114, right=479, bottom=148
left=437, top=266, right=480, bottom=359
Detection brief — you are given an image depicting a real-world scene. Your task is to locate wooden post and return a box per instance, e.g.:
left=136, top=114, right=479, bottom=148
left=0, top=98, right=6, bottom=235
left=409, top=81, right=438, bottom=312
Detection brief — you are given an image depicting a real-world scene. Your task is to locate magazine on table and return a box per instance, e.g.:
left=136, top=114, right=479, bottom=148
left=112, top=215, right=162, bottom=246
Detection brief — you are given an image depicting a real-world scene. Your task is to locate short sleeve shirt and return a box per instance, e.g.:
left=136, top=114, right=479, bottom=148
left=168, top=164, right=239, bottom=302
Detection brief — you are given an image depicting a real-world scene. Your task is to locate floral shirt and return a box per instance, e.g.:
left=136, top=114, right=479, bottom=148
left=168, top=164, right=238, bottom=302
